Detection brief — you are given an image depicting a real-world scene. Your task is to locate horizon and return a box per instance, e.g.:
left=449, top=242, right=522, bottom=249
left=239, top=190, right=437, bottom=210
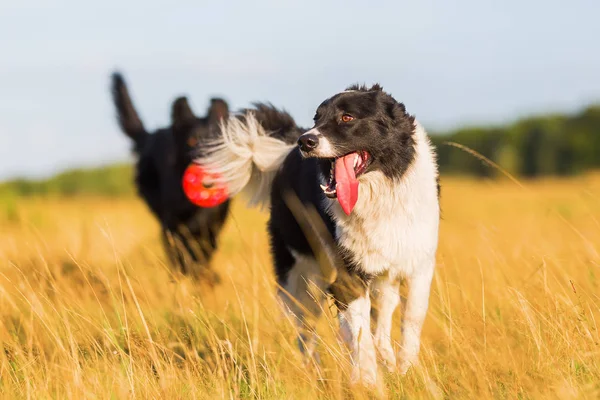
left=3, top=101, right=598, bottom=184
left=1, top=0, right=599, bottom=180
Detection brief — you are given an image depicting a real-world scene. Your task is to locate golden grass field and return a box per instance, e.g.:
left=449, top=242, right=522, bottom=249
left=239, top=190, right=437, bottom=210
left=1, top=175, right=599, bottom=399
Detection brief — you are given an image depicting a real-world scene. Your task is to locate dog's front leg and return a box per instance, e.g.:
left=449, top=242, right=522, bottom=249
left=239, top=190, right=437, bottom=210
left=338, top=290, right=378, bottom=385
left=371, top=274, right=400, bottom=370
left=398, top=265, right=434, bottom=374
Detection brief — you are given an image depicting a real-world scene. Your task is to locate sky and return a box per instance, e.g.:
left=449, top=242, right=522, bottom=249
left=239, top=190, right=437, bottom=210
left=1, top=0, right=598, bottom=180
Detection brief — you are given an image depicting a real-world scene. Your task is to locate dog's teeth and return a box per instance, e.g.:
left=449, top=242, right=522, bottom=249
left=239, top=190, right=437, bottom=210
left=320, top=184, right=328, bottom=191
left=354, top=155, right=359, bottom=168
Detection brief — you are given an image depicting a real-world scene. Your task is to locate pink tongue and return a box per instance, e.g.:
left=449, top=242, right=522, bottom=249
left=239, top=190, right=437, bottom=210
left=335, top=153, right=359, bottom=215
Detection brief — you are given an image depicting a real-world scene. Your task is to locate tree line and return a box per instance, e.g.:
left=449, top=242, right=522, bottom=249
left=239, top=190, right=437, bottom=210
left=431, top=104, right=600, bottom=177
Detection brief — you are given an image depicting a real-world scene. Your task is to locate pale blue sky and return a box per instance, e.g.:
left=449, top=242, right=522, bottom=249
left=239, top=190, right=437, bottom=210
left=1, top=0, right=598, bottom=179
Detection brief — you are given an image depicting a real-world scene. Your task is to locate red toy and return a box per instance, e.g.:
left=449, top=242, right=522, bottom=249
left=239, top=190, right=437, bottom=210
left=182, top=164, right=228, bottom=208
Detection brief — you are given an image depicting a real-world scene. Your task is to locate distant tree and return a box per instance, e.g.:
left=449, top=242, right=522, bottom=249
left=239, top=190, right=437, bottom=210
left=431, top=104, right=600, bottom=178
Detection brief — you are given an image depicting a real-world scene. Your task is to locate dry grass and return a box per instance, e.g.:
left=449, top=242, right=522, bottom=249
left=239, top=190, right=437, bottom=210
left=1, top=175, right=599, bottom=399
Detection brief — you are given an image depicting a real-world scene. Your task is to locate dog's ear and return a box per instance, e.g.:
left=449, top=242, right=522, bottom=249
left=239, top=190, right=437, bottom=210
left=172, top=96, right=195, bottom=130
left=208, top=98, right=229, bottom=123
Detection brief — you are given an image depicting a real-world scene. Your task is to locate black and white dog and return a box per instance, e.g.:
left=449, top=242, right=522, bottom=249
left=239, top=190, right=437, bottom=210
left=200, top=85, right=439, bottom=384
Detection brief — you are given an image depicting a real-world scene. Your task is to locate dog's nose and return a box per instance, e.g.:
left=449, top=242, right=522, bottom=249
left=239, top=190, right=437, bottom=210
left=298, top=134, right=319, bottom=152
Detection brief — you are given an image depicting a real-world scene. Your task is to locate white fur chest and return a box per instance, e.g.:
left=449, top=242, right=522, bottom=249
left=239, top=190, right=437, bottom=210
left=335, top=214, right=437, bottom=278
left=325, top=124, right=440, bottom=278
left=328, top=178, right=439, bottom=277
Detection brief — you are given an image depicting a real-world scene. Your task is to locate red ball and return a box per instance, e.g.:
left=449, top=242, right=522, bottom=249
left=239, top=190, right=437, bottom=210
left=182, top=164, right=228, bottom=208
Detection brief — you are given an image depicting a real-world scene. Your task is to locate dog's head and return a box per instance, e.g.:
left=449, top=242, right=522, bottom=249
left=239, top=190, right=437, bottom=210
left=171, top=97, right=229, bottom=170
left=158, top=97, right=229, bottom=213
left=297, top=84, right=416, bottom=214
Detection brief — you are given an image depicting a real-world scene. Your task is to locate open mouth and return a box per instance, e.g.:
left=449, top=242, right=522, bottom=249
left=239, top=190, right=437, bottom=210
left=320, top=151, right=371, bottom=198
left=319, top=151, right=371, bottom=215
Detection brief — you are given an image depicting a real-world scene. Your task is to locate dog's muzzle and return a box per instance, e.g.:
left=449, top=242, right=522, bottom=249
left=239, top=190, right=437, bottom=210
left=298, top=133, right=319, bottom=153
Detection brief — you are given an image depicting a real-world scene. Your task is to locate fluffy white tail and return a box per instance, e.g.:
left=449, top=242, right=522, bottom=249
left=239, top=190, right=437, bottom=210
left=199, top=112, right=296, bottom=208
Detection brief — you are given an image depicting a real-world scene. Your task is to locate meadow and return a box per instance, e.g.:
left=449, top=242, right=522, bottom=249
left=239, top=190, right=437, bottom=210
left=1, top=174, right=599, bottom=399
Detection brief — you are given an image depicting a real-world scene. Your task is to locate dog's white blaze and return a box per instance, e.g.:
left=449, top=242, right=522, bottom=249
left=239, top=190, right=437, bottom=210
left=338, top=293, right=378, bottom=385
left=326, top=120, right=439, bottom=374
left=199, top=112, right=295, bottom=208
left=300, top=128, right=337, bottom=158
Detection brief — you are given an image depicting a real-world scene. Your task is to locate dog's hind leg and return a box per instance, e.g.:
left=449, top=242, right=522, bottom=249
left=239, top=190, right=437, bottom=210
left=277, top=251, right=328, bottom=363
left=172, top=228, right=220, bottom=284
left=371, top=274, right=401, bottom=371
left=162, top=230, right=189, bottom=275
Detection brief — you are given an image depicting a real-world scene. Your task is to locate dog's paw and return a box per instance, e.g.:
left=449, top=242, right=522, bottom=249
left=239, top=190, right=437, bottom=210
left=375, top=339, right=396, bottom=372
left=350, top=367, right=378, bottom=388
left=297, top=335, right=321, bottom=366
left=397, top=347, right=421, bottom=375
left=398, top=360, right=412, bottom=375
left=348, top=365, right=386, bottom=399
left=349, top=352, right=379, bottom=388
left=191, top=266, right=221, bottom=286
left=397, top=355, right=419, bottom=375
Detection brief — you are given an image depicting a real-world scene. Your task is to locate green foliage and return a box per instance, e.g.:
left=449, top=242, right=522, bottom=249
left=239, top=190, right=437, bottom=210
left=432, top=104, right=600, bottom=177
left=0, top=164, right=135, bottom=198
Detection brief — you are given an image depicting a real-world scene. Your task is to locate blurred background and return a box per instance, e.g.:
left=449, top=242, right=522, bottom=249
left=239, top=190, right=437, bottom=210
left=1, top=0, right=599, bottom=192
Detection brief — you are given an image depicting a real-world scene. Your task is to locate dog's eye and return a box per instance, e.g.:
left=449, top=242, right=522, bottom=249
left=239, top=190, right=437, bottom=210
left=313, top=113, right=320, bottom=121
left=187, top=137, right=198, bottom=147
left=341, top=114, right=354, bottom=123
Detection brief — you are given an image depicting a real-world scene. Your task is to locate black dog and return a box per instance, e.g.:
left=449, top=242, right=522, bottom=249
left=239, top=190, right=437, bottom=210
left=110, top=72, right=230, bottom=281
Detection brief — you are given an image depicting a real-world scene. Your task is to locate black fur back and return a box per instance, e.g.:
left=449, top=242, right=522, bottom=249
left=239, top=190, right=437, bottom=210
left=268, top=148, right=336, bottom=284
left=243, top=103, right=306, bottom=144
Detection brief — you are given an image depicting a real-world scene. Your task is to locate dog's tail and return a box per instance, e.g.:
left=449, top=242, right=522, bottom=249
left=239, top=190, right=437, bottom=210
left=110, top=71, right=147, bottom=152
left=199, top=103, right=302, bottom=208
